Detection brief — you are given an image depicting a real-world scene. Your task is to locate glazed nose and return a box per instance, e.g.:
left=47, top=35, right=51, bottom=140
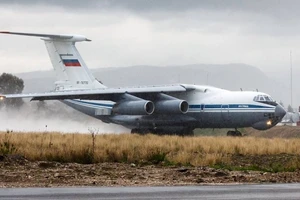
left=275, top=104, right=286, bottom=119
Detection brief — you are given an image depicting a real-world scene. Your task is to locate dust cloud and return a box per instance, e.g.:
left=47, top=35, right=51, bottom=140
left=0, top=101, right=129, bottom=134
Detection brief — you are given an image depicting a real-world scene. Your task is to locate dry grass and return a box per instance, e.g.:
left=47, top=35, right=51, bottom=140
left=1, top=131, right=300, bottom=171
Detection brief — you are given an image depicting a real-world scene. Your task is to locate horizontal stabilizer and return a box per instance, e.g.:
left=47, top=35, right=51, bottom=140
left=0, top=31, right=91, bottom=42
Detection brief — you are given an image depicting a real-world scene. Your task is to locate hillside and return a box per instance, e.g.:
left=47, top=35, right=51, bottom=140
left=16, top=64, right=289, bottom=104
left=3, top=64, right=291, bottom=134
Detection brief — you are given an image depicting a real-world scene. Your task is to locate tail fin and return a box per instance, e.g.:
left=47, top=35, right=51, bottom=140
left=0, top=31, right=106, bottom=91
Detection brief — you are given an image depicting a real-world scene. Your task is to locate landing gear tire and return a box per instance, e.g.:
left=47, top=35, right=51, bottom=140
left=131, top=129, right=150, bottom=134
left=167, top=128, right=194, bottom=136
left=227, top=130, right=242, bottom=137
left=180, top=128, right=194, bottom=136
left=131, top=128, right=194, bottom=136
left=131, top=129, right=138, bottom=134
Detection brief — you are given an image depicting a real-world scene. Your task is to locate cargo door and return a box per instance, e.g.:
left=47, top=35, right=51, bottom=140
left=221, top=104, right=229, bottom=121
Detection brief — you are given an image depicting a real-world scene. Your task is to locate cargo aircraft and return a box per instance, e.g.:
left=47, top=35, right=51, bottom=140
left=0, top=31, right=286, bottom=136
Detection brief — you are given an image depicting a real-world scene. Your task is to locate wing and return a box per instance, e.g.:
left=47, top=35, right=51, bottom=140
left=0, top=84, right=195, bottom=101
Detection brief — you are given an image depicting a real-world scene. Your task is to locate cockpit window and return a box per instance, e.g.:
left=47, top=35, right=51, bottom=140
left=259, top=96, right=265, bottom=101
left=253, top=95, right=277, bottom=106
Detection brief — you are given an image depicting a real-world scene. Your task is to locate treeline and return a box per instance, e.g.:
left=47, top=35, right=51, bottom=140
left=0, top=73, right=24, bottom=108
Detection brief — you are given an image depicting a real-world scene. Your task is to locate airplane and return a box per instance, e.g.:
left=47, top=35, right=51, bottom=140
left=0, top=31, right=286, bottom=136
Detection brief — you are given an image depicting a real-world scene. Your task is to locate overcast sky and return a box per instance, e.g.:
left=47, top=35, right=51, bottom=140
left=1, top=0, right=300, bottom=74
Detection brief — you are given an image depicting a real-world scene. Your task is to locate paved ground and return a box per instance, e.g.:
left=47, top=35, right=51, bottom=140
left=1, top=184, right=300, bottom=200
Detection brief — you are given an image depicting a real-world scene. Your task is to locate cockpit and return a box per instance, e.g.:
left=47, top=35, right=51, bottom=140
left=253, top=95, right=277, bottom=106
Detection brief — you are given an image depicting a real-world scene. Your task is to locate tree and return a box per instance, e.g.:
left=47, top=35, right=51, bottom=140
left=287, top=104, right=293, bottom=112
left=0, top=73, right=24, bottom=108
left=279, top=100, right=284, bottom=108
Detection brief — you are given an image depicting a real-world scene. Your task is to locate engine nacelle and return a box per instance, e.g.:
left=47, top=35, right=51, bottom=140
left=155, top=100, right=189, bottom=114
left=112, top=100, right=155, bottom=115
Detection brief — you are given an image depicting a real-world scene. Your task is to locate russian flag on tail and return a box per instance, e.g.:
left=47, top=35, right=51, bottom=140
left=62, top=59, right=81, bottom=67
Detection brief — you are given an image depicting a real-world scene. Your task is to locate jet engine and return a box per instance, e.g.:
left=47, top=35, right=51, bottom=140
left=113, top=100, right=154, bottom=115
left=155, top=100, right=188, bottom=114
left=112, top=93, right=155, bottom=115
left=154, top=93, right=189, bottom=114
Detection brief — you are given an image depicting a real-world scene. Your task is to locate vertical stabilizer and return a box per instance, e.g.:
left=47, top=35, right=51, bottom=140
left=0, top=31, right=106, bottom=91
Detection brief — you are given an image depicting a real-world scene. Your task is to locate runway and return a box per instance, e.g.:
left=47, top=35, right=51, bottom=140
left=0, top=184, right=300, bottom=200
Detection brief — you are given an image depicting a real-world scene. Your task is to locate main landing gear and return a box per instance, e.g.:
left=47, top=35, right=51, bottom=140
left=131, top=129, right=148, bottom=134
left=131, top=128, right=194, bottom=136
left=226, top=129, right=242, bottom=137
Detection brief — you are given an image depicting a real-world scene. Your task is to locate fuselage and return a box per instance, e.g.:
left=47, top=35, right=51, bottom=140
left=63, top=85, right=286, bottom=133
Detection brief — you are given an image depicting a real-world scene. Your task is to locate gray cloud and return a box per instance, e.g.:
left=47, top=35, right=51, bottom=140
left=2, top=0, right=300, bottom=37
left=1, top=0, right=300, bottom=106
left=1, top=0, right=300, bottom=75
left=0, top=0, right=298, bottom=16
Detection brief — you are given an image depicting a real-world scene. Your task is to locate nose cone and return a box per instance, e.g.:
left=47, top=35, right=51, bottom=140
left=275, top=104, right=286, bottom=120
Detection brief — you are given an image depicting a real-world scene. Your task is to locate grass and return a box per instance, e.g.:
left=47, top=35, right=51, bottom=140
left=1, top=131, right=300, bottom=172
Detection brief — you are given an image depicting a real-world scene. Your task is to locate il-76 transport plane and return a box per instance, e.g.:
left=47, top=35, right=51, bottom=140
left=0, top=31, right=286, bottom=136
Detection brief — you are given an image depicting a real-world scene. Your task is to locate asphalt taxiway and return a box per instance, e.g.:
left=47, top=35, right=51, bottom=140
left=0, top=184, right=300, bottom=200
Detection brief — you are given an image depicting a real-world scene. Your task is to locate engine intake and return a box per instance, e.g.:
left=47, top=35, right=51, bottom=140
left=113, top=100, right=154, bottom=115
